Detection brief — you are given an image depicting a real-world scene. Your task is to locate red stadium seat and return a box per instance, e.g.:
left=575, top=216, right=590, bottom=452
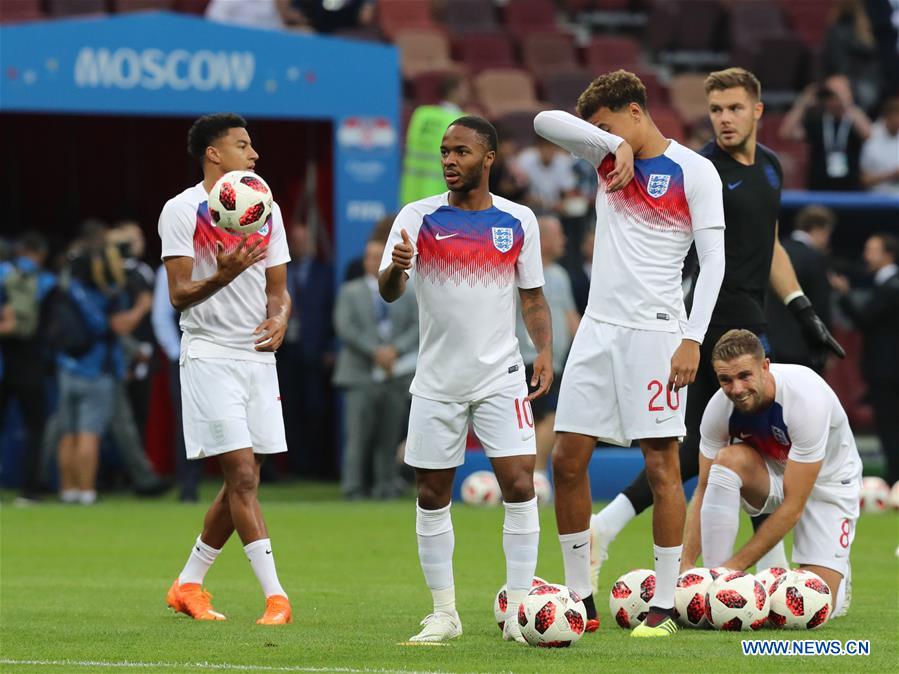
left=453, top=31, right=517, bottom=75
left=541, top=68, right=595, bottom=112
left=495, top=110, right=540, bottom=148
left=503, top=0, right=560, bottom=39
left=520, top=32, right=578, bottom=80
left=729, top=0, right=789, bottom=53
left=645, top=1, right=678, bottom=53
left=395, top=29, right=455, bottom=79
left=172, top=0, right=209, bottom=14
left=45, top=0, right=106, bottom=16
left=113, top=0, right=175, bottom=11
left=378, top=0, right=437, bottom=41
left=752, top=37, right=808, bottom=93
left=779, top=0, right=832, bottom=48
left=409, top=70, right=461, bottom=106
left=649, top=106, right=686, bottom=142
left=824, top=327, right=874, bottom=430
left=672, top=0, right=725, bottom=51
left=474, top=68, right=542, bottom=118
left=633, top=68, right=669, bottom=106
left=669, top=73, right=709, bottom=126
left=442, top=0, right=498, bottom=33
left=0, top=0, right=44, bottom=23
left=585, top=35, right=642, bottom=73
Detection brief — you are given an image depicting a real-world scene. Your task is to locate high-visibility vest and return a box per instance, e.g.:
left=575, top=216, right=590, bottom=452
left=400, top=105, right=461, bottom=205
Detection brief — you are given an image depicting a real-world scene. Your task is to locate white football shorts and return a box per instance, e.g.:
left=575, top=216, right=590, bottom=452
left=554, top=316, right=687, bottom=446
left=404, top=378, right=536, bottom=469
left=180, top=356, right=287, bottom=460
left=743, top=458, right=859, bottom=576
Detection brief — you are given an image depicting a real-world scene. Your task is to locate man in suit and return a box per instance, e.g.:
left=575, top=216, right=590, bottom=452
left=333, top=239, right=418, bottom=499
left=279, top=219, right=336, bottom=478
left=831, top=233, right=899, bottom=484
left=766, top=205, right=837, bottom=372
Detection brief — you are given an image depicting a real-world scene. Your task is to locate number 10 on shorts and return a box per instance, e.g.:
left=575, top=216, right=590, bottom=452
left=514, top=398, right=534, bottom=430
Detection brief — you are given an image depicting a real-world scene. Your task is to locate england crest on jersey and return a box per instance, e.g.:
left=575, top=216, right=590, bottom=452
left=492, top=227, right=514, bottom=253
left=647, top=174, right=671, bottom=198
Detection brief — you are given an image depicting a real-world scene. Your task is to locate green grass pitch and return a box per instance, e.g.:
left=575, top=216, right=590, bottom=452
left=1, top=482, right=896, bottom=673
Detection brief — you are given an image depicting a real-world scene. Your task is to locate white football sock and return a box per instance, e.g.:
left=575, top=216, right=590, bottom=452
left=416, top=501, right=456, bottom=616
left=78, top=490, right=97, bottom=505
left=179, top=535, right=222, bottom=586
left=559, top=530, right=591, bottom=599
left=593, top=493, right=637, bottom=542
left=503, top=497, right=540, bottom=618
left=244, top=538, right=287, bottom=598
left=701, top=464, right=743, bottom=568
left=756, top=540, right=788, bottom=570
left=653, top=544, right=682, bottom=610
left=60, top=489, right=79, bottom=503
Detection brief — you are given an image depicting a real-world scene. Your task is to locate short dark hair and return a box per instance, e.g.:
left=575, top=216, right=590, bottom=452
left=872, top=232, right=899, bottom=261
left=795, top=205, right=836, bottom=233
left=187, top=113, right=248, bottom=163
left=577, top=70, right=647, bottom=119
left=711, top=329, right=766, bottom=365
left=448, top=115, right=498, bottom=153
left=704, top=67, right=761, bottom=101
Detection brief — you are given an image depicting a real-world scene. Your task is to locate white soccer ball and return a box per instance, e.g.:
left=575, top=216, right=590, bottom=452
left=891, top=481, right=899, bottom=510
left=493, top=576, right=547, bottom=630
left=460, top=470, right=501, bottom=506
left=533, top=471, right=553, bottom=506
left=674, top=567, right=714, bottom=628
left=705, top=570, right=769, bottom=631
left=768, top=569, right=833, bottom=629
left=518, top=583, right=587, bottom=647
left=208, top=170, right=274, bottom=234
left=609, top=569, right=655, bottom=628
left=756, top=566, right=790, bottom=593
left=860, top=476, right=890, bottom=513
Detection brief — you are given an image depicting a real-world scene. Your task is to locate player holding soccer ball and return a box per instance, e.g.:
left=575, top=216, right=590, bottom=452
left=535, top=71, right=726, bottom=637
left=380, top=116, right=553, bottom=643
left=159, top=113, right=292, bottom=625
left=683, top=329, right=861, bottom=616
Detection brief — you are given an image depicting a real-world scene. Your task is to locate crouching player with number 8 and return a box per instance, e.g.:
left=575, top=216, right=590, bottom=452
left=379, top=116, right=553, bottom=644
left=683, top=329, right=861, bottom=618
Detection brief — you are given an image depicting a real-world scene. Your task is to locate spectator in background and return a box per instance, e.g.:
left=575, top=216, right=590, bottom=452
left=766, top=206, right=837, bottom=372
left=514, top=216, right=579, bottom=482
left=333, top=240, right=418, bottom=500
left=822, top=0, right=882, bottom=113
left=0, top=232, right=56, bottom=504
left=516, top=135, right=579, bottom=213
left=280, top=218, right=336, bottom=478
left=860, top=96, right=899, bottom=195
left=56, top=245, right=149, bottom=504
left=152, top=267, right=200, bottom=502
left=344, top=214, right=394, bottom=281
left=400, top=75, right=471, bottom=205
left=286, top=0, right=375, bottom=33
left=830, top=233, right=899, bottom=485
left=566, top=227, right=594, bottom=317
left=488, top=135, right=530, bottom=203
left=205, top=0, right=289, bottom=30
left=780, top=75, right=872, bottom=191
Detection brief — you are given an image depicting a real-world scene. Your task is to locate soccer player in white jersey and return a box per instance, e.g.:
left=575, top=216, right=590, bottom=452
left=535, top=71, right=726, bottom=637
left=159, top=113, right=292, bottom=625
left=683, top=329, right=860, bottom=614
left=379, top=116, right=553, bottom=643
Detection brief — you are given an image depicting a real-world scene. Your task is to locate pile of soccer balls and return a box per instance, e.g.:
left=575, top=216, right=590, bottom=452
left=493, top=578, right=588, bottom=647
left=859, top=476, right=899, bottom=513
left=610, top=566, right=833, bottom=631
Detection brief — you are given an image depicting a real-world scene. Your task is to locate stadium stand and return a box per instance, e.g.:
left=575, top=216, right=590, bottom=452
left=453, top=31, right=518, bottom=75
left=474, top=68, right=543, bottom=118
left=395, top=28, right=455, bottom=79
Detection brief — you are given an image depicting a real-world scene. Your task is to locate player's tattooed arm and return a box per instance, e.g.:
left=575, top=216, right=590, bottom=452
left=255, top=263, right=291, bottom=352
left=519, top=287, right=554, bottom=401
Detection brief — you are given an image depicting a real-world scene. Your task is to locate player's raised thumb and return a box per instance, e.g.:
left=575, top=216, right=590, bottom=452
left=401, top=229, right=411, bottom=245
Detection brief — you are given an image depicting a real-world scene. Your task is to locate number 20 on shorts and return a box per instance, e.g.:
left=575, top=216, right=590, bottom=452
left=647, top=380, right=680, bottom=412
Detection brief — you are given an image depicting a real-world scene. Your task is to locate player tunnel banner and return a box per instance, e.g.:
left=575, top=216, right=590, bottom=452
left=0, top=11, right=401, bottom=277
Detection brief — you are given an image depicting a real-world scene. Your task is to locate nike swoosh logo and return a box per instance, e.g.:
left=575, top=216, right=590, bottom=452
left=738, top=432, right=752, bottom=439
left=573, top=542, right=589, bottom=549
left=727, top=181, right=743, bottom=190
left=265, top=550, right=272, bottom=555
left=655, top=416, right=675, bottom=424
left=435, top=233, right=458, bottom=241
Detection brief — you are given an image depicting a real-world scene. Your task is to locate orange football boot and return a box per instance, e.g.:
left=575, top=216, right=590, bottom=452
left=166, top=579, right=226, bottom=621
left=256, top=595, right=292, bottom=625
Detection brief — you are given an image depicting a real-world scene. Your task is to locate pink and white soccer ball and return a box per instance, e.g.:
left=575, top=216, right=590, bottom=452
left=208, top=170, right=274, bottom=235
left=460, top=470, right=501, bottom=506
left=674, top=567, right=714, bottom=628
left=891, top=481, right=899, bottom=510
left=768, top=569, right=833, bottom=630
left=517, top=583, right=587, bottom=647
left=705, top=570, right=769, bottom=631
left=533, top=471, right=553, bottom=506
left=493, top=576, right=547, bottom=630
left=860, top=476, right=890, bottom=513
left=756, top=566, right=790, bottom=593
left=609, top=569, right=655, bottom=628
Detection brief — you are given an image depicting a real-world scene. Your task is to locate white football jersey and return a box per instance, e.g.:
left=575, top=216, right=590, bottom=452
left=379, top=193, right=544, bottom=402
left=158, top=182, right=290, bottom=363
left=535, top=111, right=725, bottom=335
left=700, top=364, right=862, bottom=486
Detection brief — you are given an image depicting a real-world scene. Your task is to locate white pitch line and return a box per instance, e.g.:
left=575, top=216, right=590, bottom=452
left=0, top=660, right=485, bottom=674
